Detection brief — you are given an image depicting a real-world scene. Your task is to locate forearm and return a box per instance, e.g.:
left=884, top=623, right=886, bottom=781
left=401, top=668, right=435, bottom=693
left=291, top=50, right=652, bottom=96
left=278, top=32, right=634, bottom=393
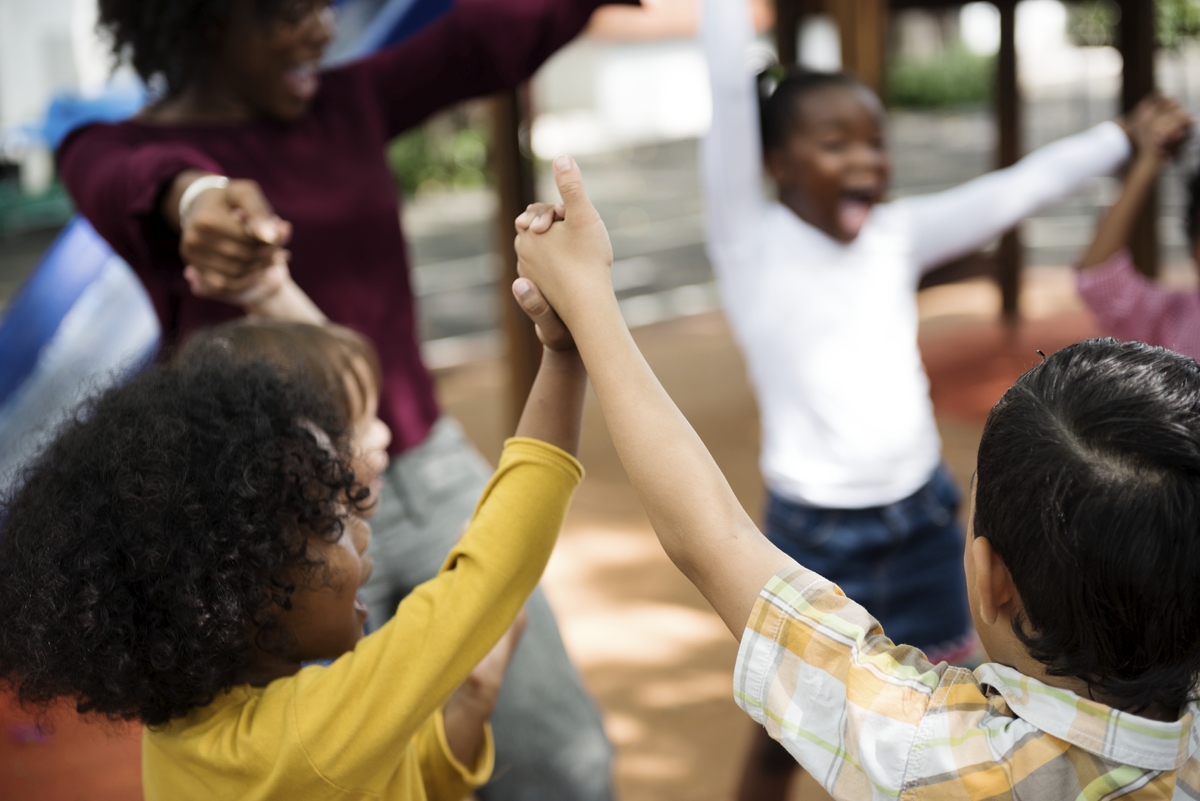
left=909, top=121, right=1131, bottom=271
left=566, top=294, right=789, bottom=635
left=441, top=693, right=489, bottom=768
left=513, top=348, right=587, bottom=456
left=244, top=276, right=328, bottom=323
left=58, top=131, right=221, bottom=260
left=1079, top=152, right=1162, bottom=270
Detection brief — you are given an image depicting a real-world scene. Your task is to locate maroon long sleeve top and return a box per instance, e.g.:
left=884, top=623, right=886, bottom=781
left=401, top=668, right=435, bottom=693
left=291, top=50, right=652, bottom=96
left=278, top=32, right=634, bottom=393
left=58, top=0, right=624, bottom=456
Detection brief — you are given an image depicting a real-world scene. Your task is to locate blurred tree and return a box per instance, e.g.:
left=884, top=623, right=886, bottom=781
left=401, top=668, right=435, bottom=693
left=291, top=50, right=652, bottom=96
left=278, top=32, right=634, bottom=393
left=887, top=45, right=994, bottom=107
left=1159, top=0, right=1200, bottom=49
left=1068, top=0, right=1118, bottom=47
left=387, top=104, right=492, bottom=196
left=1069, top=0, right=1200, bottom=50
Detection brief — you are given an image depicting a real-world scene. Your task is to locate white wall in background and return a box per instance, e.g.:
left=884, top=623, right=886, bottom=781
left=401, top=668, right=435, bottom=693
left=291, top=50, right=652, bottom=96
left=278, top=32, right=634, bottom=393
left=533, top=38, right=712, bottom=157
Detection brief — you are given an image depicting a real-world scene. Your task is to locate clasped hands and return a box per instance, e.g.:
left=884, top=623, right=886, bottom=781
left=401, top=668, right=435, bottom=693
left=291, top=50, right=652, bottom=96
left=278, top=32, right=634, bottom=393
left=510, top=155, right=616, bottom=349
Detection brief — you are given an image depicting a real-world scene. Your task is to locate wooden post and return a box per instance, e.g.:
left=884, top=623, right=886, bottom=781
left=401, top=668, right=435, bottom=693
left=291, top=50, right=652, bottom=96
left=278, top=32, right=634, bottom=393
left=827, top=0, right=887, bottom=95
left=995, top=0, right=1021, bottom=321
left=1117, top=0, right=1158, bottom=277
left=490, top=87, right=543, bottom=429
left=775, top=0, right=803, bottom=66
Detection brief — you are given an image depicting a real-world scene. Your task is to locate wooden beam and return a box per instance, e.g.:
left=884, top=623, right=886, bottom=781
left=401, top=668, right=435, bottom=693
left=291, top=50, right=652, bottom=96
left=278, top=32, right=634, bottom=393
left=775, top=0, right=803, bottom=65
left=995, top=0, right=1021, bottom=320
left=827, top=0, right=887, bottom=94
left=1116, top=0, right=1158, bottom=277
left=490, top=87, right=543, bottom=429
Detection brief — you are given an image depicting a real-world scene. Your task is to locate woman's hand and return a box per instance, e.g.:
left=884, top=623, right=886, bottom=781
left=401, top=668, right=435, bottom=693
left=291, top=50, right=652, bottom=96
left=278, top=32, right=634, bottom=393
left=442, top=610, right=528, bottom=768
left=165, top=171, right=294, bottom=304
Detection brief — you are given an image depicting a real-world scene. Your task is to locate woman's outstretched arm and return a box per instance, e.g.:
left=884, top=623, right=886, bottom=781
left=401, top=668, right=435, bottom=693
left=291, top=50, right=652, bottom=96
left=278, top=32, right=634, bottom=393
left=515, top=158, right=792, bottom=637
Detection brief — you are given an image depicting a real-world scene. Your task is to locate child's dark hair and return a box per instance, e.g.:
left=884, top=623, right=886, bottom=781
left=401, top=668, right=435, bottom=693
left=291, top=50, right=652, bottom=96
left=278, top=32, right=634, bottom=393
left=757, top=66, right=862, bottom=154
left=975, top=338, right=1200, bottom=713
left=0, top=344, right=366, bottom=726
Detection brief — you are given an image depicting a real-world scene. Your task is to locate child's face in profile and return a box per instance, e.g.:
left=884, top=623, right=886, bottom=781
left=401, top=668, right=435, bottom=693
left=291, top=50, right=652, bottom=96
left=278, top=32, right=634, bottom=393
left=767, top=83, right=890, bottom=243
left=282, top=513, right=375, bottom=660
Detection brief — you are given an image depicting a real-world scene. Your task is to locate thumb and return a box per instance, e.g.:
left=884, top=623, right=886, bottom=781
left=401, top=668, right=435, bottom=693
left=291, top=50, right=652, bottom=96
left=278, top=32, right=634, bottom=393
left=226, top=179, right=283, bottom=244
left=552, top=155, right=598, bottom=223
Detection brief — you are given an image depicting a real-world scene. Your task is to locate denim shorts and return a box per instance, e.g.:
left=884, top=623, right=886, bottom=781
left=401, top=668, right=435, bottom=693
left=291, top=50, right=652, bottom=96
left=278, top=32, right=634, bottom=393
left=765, top=465, right=974, bottom=661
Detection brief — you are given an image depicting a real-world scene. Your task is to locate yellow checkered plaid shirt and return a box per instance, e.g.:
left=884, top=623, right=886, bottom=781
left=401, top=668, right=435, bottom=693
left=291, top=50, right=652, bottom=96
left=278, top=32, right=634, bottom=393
left=735, top=564, right=1200, bottom=799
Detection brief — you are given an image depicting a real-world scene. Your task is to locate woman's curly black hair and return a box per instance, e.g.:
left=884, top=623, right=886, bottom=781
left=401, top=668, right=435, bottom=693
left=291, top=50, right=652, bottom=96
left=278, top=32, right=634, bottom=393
left=0, top=343, right=366, bottom=726
left=97, top=0, right=288, bottom=97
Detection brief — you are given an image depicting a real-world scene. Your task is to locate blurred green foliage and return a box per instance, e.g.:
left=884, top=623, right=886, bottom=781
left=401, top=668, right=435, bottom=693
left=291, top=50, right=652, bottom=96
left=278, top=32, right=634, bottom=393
left=1159, top=0, right=1200, bottom=49
left=887, top=46, right=994, bottom=108
left=1068, top=0, right=1200, bottom=50
left=387, top=109, right=491, bottom=197
left=1068, top=0, right=1119, bottom=47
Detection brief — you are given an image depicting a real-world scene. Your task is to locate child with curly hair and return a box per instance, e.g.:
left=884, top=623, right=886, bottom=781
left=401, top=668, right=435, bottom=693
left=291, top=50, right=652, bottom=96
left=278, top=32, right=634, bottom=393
left=0, top=280, right=588, bottom=801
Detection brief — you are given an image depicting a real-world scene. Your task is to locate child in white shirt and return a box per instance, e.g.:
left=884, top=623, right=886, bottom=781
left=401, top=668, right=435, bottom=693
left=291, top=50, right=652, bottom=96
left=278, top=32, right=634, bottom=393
left=700, top=0, right=1142, bottom=793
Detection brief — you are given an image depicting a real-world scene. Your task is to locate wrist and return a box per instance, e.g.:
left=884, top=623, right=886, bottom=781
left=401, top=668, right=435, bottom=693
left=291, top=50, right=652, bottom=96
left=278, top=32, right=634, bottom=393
left=1130, top=149, right=1165, bottom=179
left=540, top=346, right=584, bottom=371
left=163, top=169, right=212, bottom=231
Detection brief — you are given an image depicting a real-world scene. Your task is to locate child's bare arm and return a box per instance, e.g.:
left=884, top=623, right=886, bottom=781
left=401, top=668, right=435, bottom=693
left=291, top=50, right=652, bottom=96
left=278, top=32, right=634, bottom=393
left=183, top=259, right=328, bottom=323
left=513, top=158, right=792, bottom=638
left=1080, top=95, right=1193, bottom=271
left=442, top=610, right=526, bottom=768
left=510, top=276, right=588, bottom=457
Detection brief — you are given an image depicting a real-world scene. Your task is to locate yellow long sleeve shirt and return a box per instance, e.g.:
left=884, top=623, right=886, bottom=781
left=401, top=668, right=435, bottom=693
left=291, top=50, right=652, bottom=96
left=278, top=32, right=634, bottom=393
left=142, top=438, right=584, bottom=801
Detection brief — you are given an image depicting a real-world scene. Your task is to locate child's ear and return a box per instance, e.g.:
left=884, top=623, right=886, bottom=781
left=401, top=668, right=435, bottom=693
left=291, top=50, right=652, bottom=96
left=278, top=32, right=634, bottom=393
left=971, top=536, right=1017, bottom=626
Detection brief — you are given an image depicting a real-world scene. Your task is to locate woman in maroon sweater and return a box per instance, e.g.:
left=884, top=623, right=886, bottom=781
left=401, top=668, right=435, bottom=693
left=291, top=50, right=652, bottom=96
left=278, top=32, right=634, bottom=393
left=58, top=0, right=618, bottom=797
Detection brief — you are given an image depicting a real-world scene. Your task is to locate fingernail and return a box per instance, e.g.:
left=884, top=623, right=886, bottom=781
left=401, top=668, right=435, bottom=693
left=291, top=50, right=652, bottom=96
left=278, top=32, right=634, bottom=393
left=258, top=219, right=278, bottom=243
left=554, top=155, right=573, bottom=173
left=514, top=279, right=535, bottom=300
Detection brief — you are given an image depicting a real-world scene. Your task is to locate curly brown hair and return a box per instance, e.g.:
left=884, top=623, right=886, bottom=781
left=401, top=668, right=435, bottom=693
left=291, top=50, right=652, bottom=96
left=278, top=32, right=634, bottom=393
left=0, top=342, right=367, bottom=726
left=97, top=0, right=294, bottom=97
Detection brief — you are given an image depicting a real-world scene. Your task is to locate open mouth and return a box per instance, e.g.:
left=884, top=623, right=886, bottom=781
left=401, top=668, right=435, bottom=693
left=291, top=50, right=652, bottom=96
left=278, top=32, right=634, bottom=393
left=284, top=63, right=320, bottom=101
left=837, top=188, right=879, bottom=238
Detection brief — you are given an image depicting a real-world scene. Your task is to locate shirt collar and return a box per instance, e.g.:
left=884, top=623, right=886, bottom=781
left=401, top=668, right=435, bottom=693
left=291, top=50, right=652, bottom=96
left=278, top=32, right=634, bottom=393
left=975, top=663, right=1200, bottom=771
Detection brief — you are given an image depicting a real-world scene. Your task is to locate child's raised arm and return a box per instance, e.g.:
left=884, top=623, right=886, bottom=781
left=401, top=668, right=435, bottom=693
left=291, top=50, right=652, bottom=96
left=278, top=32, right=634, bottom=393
left=184, top=258, right=329, bottom=323
left=1079, top=95, right=1193, bottom=271
left=515, top=157, right=793, bottom=637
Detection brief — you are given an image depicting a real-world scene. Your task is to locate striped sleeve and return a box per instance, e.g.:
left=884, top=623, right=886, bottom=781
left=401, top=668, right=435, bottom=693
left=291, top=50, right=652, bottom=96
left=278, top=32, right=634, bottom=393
left=735, top=565, right=948, bottom=799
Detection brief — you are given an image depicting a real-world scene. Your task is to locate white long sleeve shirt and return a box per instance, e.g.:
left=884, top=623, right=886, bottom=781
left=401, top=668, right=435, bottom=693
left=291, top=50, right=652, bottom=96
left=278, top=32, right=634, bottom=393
left=700, top=0, right=1131, bottom=508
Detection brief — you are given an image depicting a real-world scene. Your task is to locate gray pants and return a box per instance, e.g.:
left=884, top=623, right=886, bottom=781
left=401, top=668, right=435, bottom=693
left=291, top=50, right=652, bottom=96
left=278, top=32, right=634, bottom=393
left=361, top=418, right=614, bottom=801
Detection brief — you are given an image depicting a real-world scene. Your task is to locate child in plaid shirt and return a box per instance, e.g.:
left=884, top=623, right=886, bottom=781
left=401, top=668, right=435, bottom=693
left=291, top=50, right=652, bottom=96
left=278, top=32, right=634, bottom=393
left=513, top=157, right=1200, bottom=799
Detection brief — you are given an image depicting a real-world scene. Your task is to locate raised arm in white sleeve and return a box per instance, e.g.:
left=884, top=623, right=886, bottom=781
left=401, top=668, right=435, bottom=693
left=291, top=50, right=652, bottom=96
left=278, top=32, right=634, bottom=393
left=700, top=0, right=767, bottom=267
left=901, top=121, right=1132, bottom=274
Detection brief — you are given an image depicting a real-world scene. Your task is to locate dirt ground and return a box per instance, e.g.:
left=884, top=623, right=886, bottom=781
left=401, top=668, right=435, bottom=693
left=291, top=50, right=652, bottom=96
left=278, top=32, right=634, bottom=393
left=0, top=294, right=1101, bottom=801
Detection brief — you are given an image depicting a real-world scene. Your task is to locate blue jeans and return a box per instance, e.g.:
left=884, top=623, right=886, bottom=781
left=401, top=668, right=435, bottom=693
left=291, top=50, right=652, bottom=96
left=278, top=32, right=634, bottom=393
left=765, top=465, right=973, bottom=658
